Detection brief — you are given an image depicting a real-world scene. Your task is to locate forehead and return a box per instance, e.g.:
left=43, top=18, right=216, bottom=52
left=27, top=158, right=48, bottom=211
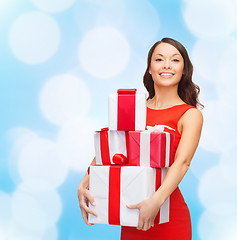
left=153, top=42, right=182, bottom=56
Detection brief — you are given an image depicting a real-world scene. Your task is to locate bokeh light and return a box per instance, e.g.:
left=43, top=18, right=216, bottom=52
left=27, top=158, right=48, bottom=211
left=183, top=0, right=237, bottom=39
left=9, top=11, right=60, bottom=64
left=39, top=74, right=91, bottom=126
left=31, top=0, right=76, bottom=13
left=57, top=117, right=101, bottom=171
left=1, top=0, right=237, bottom=239
left=78, top=26, right=131, bottom=79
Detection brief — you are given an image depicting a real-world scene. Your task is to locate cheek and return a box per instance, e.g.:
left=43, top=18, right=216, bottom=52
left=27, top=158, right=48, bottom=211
left=149, top=63, right=159, bottom=74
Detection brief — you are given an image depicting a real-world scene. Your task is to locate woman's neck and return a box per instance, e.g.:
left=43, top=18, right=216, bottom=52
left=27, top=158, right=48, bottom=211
left=149, top=85, right=184, bottom=109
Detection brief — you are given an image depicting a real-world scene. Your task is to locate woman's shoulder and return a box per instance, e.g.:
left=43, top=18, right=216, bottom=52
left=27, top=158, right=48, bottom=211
left=180, top=107, right=203, bottom=126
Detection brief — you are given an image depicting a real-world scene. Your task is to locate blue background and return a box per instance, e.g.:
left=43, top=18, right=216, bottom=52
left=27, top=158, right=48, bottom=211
left=1, top=0, right=236, bottom=239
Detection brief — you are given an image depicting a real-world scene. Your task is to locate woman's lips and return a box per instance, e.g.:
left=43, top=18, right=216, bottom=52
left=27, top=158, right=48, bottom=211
left=159, top=72, right=174, bottom=78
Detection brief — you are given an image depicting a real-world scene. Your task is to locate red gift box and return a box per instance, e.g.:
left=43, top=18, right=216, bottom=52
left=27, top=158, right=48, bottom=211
left=128, top=128, right=175, bottom=168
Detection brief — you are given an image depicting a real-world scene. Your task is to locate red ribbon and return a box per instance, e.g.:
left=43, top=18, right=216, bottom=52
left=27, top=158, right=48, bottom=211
left=150, top=133, right=166, bottom=167
left=154, top=168, right=161, bottom=224
left=97, top=128, right=129, bottom=165
left=117, top=89, right=136, bottom=131
left=108, top=166, right=121, bottom=225
left=117, top=89, right=137, bottom=94
left=99, top=128, right=111, bottom=165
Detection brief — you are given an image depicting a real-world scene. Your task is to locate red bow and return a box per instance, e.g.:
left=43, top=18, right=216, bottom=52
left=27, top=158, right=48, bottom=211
left=112, top=153, right=128, bottom=165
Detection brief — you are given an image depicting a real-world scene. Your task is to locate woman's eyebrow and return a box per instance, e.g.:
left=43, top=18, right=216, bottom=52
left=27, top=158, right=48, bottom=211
left=154, top=53, right=181, bottom=57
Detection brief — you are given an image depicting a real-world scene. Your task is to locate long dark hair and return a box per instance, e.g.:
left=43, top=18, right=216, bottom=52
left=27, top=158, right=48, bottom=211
left=143, top=37, right=203, bottom=109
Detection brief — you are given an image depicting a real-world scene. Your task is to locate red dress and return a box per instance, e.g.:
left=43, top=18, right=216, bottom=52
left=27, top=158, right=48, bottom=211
left=120, top=104, right=195, bottom=240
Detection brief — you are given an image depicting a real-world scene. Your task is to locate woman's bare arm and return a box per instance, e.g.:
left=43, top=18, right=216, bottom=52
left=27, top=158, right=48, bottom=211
left=153, top=108, right=203, bottom=205
left=78, top=157, right=97, bottom=225
left=128, top=108, right=203, bottom=231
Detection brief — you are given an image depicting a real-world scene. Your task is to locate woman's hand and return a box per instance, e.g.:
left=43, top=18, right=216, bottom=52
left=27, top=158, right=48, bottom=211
left=127, top=195, right=161, bottom=231
left=78, top=183, right=98, bottom=225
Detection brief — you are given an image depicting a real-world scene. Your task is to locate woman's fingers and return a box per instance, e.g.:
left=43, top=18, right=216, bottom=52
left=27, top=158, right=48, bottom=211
left=78, top=187, right=98, bottom=222
left=84, top=189, right=96, bottom=206
left=81, top=208, right=94, bottom=225
left=142, top=221, right=150, bottom=231
left=126, top=203, right=139, bottom=209
left=79, top=199, right=98, bottom=217
left=137, top=215, right=144, bottom=230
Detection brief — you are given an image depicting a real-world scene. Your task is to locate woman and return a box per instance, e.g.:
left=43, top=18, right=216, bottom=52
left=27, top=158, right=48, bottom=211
left=78, top=37, right=203, bottom=240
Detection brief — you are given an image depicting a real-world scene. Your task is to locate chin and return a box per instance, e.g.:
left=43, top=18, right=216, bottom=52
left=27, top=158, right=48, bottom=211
left=154, top=81, right=180, bottom=88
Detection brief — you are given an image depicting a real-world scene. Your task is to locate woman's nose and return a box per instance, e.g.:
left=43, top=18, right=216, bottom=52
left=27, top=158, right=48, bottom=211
left=163, top=60, right=171, bottom=69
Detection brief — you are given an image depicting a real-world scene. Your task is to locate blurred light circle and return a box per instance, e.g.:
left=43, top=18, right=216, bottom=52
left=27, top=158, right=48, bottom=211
left=225, top=223, right=237, bottom=240
left=12, top=189, right=62, bottom=231
left=6, top=222, right=42, bottom=240
left=42, top=226, right=58, bottom=240
left=219, top=143, right=237, bottom=165
left=7, top=128, right=39, bottom=185
left=9, top=11, right=60, bottom=64
left=57, top=117, right=101, bottom=171
left=40, top=74, right=90, bottom=126
left=0, top=192, right=11, bottom=229
left=0, top=229, right=4, bottom=240
left=183, top=0, right=237, bottom=39
left=198, top=210, right=237, bottom=240
left=18, top=138, right=68, bottom=192
left=122, top=0, right=160, bottom=48
left=219, top=158, right=237, bottom=188
left=198, top=165, right=237, bottom=209
left=199, top=98, right=237, bottom=152
left=217, top=40, right=237, bottom=96
left=198, top=100, right=223, bottom=152
left=5, top=220, right=58, bottom=240
left=79, top=26, right=131, bottom=79
left=12, top=191, right=47, bottom=231
left=31, top=0, right=75, bottom=13
left=191, top=37, right=235, bottom=82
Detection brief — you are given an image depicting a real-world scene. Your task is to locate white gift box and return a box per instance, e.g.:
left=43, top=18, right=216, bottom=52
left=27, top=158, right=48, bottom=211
left=108, top=89, right=146, bottom=131
left=94, top=128, right=128, bottom=165
left=88, top=165, right=170, bottom=226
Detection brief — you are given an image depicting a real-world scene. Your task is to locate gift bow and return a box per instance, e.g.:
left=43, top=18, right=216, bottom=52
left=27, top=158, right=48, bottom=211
left=87, top=153, right=128, bottom=175
left=146, top=124, right=175, bottom=133
left=96, top=127, right=109, bottom=132
left=112, top=154, right=128, bottom=165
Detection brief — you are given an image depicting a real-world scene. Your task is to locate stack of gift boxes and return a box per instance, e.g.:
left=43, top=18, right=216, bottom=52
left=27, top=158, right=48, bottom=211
left=88, top=89, right=175, bottom=227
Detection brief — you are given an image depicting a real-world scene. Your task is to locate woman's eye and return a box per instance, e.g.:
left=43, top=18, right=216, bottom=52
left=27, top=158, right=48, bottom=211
left=172, top=59, right=180, bottom=62
left=155, top=58, right=163, bottom=61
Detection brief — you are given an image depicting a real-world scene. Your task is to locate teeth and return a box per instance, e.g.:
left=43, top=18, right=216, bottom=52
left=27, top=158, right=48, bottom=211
left=161, top=73, right=173, bottom=76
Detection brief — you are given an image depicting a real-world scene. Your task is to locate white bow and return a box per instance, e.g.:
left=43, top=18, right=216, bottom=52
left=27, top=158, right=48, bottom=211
left=146, top=124, right=175, bottom=133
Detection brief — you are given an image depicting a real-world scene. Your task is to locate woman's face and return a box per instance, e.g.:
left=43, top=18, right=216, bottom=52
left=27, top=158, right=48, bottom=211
left=149, top=42, right=184, bottom=88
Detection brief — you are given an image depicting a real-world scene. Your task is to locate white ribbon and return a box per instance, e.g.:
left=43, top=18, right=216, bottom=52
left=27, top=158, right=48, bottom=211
left=159, top=168, right=170, bottom=223
left=146, top=124, right=175, bottom=133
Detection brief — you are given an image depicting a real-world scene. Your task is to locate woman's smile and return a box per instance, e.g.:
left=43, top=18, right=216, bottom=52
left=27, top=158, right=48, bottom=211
left=159, top=72, right=175, bottom=79
left=149, top=42, right=184, bottom=87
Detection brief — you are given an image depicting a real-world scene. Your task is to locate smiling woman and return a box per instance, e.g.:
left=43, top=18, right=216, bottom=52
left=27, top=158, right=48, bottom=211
left=77, top=37, right=204, bottom=240
left=149, top=43, right=184, bottom=89
left=120, top=38, right=203, bottom=239
left=144, top=38, right=203, bottom=109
